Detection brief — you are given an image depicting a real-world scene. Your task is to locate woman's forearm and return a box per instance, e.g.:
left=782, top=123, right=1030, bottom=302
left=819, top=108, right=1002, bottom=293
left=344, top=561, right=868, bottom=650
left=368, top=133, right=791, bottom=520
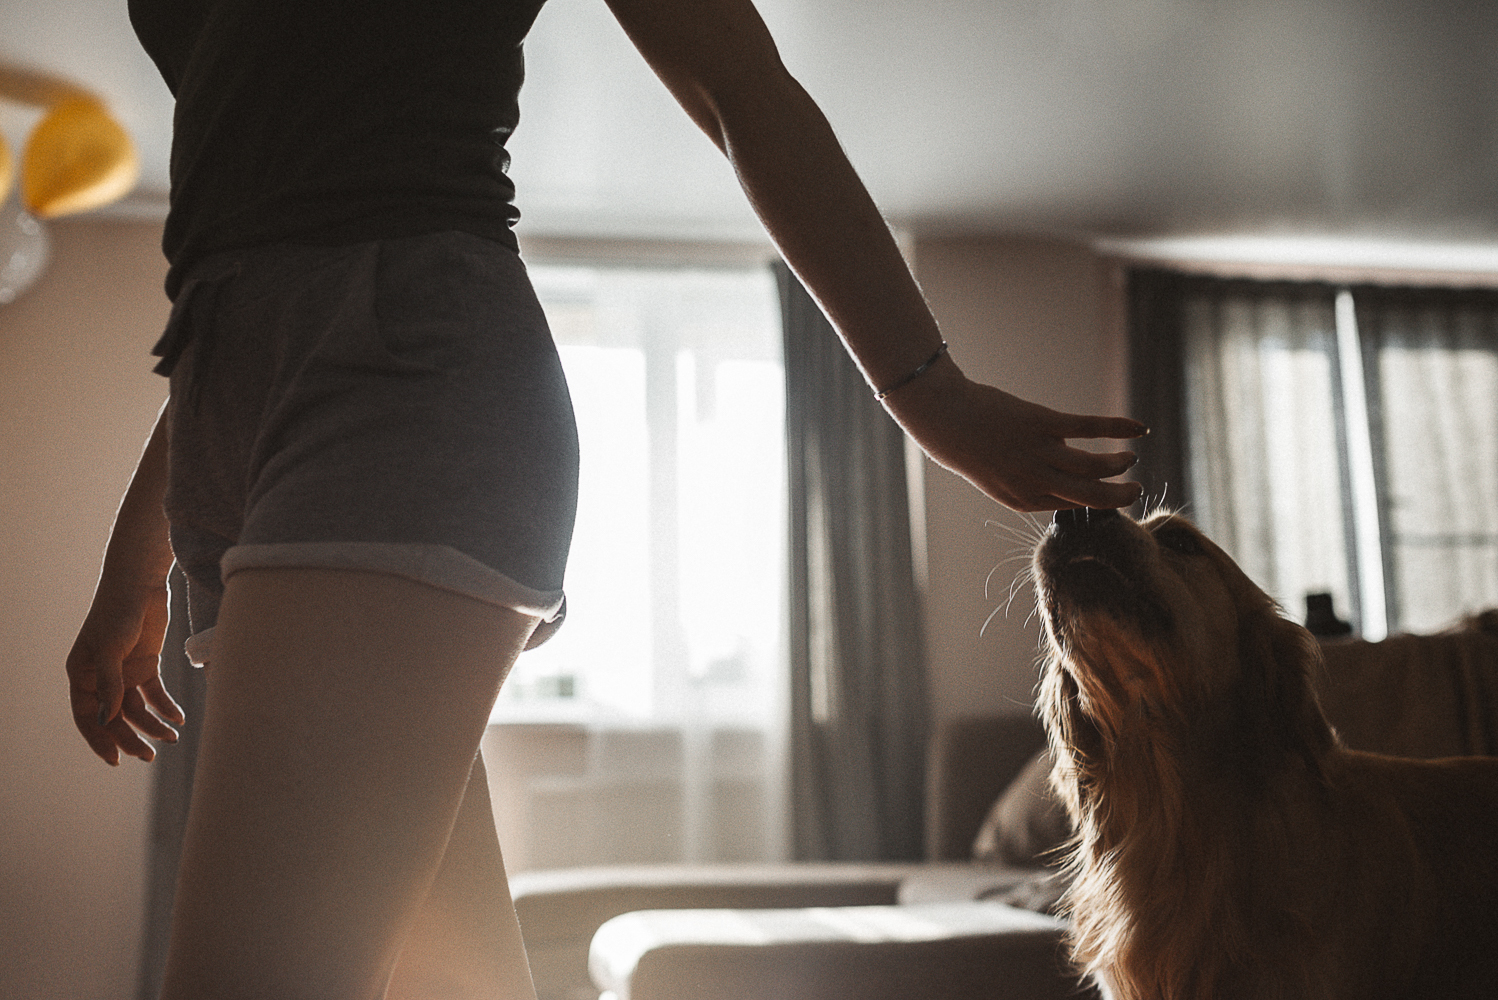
left=98, top=400, right=175, bottom=595
left=715, top=73, right=949, bottom=393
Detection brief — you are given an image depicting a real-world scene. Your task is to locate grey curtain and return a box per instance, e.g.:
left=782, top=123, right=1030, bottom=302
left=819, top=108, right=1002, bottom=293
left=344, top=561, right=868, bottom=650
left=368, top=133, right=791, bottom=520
left=775, top=262, right=930, bottom=861
left=1127, top=269, right=1193, bottom=509
left=136, top=565, right=205, bottom=1000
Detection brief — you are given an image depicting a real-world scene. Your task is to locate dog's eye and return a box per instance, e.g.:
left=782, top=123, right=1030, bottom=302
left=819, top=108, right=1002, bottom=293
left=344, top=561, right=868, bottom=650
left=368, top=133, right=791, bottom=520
left=1155, top=525, right=1203, bottom=556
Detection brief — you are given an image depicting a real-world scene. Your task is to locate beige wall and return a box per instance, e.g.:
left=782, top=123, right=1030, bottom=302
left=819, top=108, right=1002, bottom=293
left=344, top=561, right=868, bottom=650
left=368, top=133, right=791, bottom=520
left=912, top=234, right=1130, bottom=722
left=0, top=218, right=170, bottom=999
left=0, top=220, right=1127, bottom=996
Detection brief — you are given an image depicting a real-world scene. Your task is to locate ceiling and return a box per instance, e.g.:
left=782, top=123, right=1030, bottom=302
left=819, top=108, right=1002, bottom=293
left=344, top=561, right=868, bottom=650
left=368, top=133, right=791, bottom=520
left=4, top=0, right=1498, bottom=268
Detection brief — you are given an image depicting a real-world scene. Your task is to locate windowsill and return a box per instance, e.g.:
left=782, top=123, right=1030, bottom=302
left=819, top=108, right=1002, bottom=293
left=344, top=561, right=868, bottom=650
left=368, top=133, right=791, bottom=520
left=487, top=701, right=637, bottom=728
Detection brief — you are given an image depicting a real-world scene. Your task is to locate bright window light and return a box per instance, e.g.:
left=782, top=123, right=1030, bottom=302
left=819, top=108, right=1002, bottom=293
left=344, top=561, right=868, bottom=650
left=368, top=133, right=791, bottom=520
left=491, top=263, right=786, bottom=725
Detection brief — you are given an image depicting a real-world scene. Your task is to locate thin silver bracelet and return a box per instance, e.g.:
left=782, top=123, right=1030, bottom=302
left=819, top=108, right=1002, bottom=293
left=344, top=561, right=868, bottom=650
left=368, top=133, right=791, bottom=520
left=874, top=341, right=949, bottom=400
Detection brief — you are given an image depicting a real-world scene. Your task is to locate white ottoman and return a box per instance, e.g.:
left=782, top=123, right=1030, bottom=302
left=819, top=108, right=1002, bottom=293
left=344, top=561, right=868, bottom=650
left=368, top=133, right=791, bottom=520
left=589, top=900, right=1091, bottom=1000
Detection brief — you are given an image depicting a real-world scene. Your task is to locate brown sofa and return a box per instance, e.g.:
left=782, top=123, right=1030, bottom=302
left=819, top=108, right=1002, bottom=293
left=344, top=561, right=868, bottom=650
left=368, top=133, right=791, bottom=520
left=510, top=622, right=1498, bottom=1000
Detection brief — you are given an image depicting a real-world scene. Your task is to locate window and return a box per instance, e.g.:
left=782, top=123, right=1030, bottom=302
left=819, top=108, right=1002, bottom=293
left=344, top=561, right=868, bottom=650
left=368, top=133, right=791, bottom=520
left=1355, top=285, right=1498, bottom=634
left=1138, top=272, right=1498, bottom=638
left=491, top=262, right=787, bottom=725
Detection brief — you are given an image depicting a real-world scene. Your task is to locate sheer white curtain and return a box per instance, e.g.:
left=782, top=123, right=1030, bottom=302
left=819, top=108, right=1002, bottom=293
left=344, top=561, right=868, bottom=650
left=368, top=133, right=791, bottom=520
left=485, top=262, right=791, bottom=870
left=1355, top=285, right=1498, bottom=633
left=1181, top=282, right=1358, bottom=626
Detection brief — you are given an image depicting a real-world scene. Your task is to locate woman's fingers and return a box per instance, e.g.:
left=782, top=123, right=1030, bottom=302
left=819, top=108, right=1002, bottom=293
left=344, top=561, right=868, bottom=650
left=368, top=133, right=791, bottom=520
left=66, top=580, right=181, bottom=764
left=73, top=704, right=126, bottom=766
left=67, top=644, right=183, bottom=764
left=67, top=648, right=120, bottom=763
left=1050, top=412, right=1149, bottom=442
left=1006, top=403, right=1145, bottom=510
left=881, top=368, right=1149, bottom=513
left=991, top=469, right=1142, bottom=512
left=1046, top=474, right=1144, bottom=512
left=123, top=687, right=180, bottom=745
left=81, top=720, right=124, bottom=767
left=140, top=674, right=187, bottom=726
left=971, top=437, right=1143, bottom=512
left=1049, top=446, right=1139, bottom=481
left=103, top=709, right=159, bottom=763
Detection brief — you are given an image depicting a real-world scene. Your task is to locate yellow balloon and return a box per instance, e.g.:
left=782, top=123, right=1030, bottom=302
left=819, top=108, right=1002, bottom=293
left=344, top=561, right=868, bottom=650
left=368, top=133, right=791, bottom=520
left=22, top=97, right=139, bottom=218
left=0, top=130, right=13, bottom=205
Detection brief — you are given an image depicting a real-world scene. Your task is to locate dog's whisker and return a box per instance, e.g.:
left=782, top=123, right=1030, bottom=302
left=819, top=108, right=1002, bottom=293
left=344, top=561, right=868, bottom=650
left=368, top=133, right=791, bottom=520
left=988, top=549, right=1036, bottom=572
left=979, top=602, right=1009, bottom=638
left=1005, top=568, right=1037, bottom=613
left=986, top=515, right=1048, bottom=549
left=1140, top=483, right=1171, bottom=520
left=984, top=564, right=1004, bottom=602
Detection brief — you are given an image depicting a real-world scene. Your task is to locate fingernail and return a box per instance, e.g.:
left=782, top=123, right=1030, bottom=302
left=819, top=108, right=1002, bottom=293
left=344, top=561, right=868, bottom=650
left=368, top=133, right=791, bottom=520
left=97, top=706, right=111, bottom=727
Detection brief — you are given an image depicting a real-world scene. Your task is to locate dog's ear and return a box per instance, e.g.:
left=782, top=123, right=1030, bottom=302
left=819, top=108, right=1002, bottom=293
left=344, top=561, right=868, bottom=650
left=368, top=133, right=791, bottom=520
left=1039, top=655, right=1105, bottom=819
left=1240, top=608, right=1337, bottom=773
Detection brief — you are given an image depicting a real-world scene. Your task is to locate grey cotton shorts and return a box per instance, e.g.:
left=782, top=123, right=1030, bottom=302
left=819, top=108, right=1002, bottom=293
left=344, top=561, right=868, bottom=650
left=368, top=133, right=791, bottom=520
left=159, top=231, right=579, bottom=663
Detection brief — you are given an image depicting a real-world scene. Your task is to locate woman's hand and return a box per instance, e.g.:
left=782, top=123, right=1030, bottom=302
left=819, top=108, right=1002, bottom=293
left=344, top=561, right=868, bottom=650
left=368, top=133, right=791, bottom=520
left=882, top=356, right=1146, bottom=512
left=67, top=580, right=183, bottom=765
left=69, top=401, right=183, bottom=765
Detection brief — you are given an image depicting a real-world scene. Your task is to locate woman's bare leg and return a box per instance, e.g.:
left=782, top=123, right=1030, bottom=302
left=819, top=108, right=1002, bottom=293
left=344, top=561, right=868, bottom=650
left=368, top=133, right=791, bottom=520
left=160, top=568, right=538, bottom=1000
left=385, top=754, right=537, bottom=1000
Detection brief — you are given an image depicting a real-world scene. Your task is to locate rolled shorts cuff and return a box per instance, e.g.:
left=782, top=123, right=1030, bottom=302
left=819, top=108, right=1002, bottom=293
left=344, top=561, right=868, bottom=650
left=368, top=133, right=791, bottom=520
left=181, top=541, right=566, bottom=666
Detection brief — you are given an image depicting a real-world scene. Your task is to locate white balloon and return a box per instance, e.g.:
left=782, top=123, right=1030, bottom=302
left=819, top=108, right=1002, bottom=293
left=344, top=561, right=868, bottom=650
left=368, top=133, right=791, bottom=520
left=0, top=195, right=49, bottom=305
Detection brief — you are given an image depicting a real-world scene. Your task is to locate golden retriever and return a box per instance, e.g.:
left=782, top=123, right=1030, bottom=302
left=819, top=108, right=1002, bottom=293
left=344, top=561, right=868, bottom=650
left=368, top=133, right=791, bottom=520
left=1031, top=507, right=1498, bottom=1000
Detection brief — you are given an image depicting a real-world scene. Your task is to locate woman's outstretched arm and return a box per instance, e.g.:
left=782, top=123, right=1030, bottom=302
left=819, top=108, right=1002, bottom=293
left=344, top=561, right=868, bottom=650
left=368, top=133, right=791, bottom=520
left=603, top=0, right=1145, bottom=511
left=66, top=400, right=185, bottom=764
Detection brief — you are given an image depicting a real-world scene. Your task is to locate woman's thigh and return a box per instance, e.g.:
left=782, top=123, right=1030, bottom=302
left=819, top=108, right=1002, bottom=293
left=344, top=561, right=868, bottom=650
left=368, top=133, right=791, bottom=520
left=160, top=567, right=537, bottom=1000
left=387, top=753, right=538, bottom=1000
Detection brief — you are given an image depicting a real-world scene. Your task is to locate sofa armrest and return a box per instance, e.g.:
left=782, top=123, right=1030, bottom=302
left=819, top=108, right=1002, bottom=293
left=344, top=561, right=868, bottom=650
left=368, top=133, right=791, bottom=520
left=897, top=863, right=1066, bottom=912
left=512, top=863, right=932, bottom=1000
left=589, top=901, right=1094, bottom=1000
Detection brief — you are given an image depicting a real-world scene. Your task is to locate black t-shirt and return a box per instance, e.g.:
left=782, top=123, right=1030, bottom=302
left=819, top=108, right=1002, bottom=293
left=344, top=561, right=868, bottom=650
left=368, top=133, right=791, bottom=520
left=130, top=0, right=546, bottom=298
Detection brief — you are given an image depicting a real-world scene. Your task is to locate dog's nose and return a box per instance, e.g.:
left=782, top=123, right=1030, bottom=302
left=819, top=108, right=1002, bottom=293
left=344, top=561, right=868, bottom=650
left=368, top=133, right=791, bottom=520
left=1052, top=507, right=1122, bottom=532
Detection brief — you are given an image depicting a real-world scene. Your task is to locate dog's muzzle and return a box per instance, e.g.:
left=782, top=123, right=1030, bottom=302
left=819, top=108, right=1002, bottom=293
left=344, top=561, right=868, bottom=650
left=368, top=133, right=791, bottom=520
left=1037, top=508, right=1173, bottom=635
left=1043, top=508, right=1131, bottom=580
left=1051, top=506, right=1123, bottom=533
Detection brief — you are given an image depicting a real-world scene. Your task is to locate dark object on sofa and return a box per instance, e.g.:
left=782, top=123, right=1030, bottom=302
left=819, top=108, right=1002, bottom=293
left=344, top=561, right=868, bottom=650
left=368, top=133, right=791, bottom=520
left=970, top=746, right=1068, bottom=869
left=1304, top=591, right=1353, bottom=637
left=921, top=713, right=1047, bottom=862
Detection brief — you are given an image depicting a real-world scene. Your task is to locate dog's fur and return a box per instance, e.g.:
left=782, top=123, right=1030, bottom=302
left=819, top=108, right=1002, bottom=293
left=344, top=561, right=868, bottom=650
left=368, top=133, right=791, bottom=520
left=1032, top=508, right=1498, bottom=1000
